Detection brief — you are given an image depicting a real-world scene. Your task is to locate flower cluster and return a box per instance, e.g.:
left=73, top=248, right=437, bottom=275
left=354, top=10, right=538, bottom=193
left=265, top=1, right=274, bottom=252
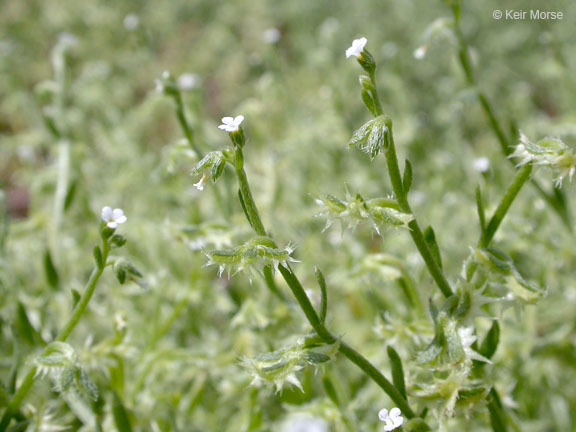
left=203, top=236, right=298, bottom=279
left=510, top=132, right=576, bottom=186
left=315, top=192, right=413, bottom=234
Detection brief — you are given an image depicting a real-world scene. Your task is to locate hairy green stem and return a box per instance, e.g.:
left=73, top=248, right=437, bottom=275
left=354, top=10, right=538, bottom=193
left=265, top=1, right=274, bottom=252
left=369, top=75, right=453, bottom=298
left=451, top=5, right=572, bottom=233
left=230, top=143, right=420, bottom=421
left=0, top=239, right=110, bottom=430
left=173, top=91, right=203, bottom=159
left=481, top=164, right=533, bottom=247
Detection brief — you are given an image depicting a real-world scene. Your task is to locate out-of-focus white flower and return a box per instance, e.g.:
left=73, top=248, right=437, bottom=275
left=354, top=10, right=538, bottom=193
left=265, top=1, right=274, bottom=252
left=263, top=28, right=281, bottom=44
left=123, top=14, right=140, bottom=30
left=101, top=207, right=127, bottom=229
left=193, top=173, right=208, bottom=191
left=218, top=115, right=244, bottom=132
left=281, top=416, right=328, bottom=432
left=378, top=407, right=404, bottom=431
left=57, top=33, right=78, bottom=49
left=473, top=157, right=490, bottom=173
left=413, top=44, right=428, bottom=60
left=177, top=73, right=199, bottom=90
left=346, top=37, right=367, bottom=58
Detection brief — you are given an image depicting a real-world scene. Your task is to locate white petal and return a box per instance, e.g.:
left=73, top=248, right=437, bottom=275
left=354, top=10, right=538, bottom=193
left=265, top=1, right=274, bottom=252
left=233, top=115, right=244, bottom=126
left=221, top=116, right=234, bottom=125
left=389, top=408, right=401, bottom=419
left=378, top=409, right=389, bottom=422
left=116, top=215, right=127, bottom=224
left=107, top=221, right=118, bottom=229
left=218, top=124, right=230, bottom=130
left=112, top=208, right=125, bottom=218
left=101, top=206, right=113, bottom=221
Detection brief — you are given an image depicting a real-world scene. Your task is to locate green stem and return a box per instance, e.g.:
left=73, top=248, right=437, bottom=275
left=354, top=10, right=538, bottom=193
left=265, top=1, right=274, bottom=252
left=278, top=265, right=416, bottom=419
left=230, top=143, right=420, bottom=421
left=481, top=164, right=532, bottom=248
left=0, top=239, right=110, bottom=431
left=369, top=76, right=453, bottom=298
left=451, top=6, right=572, bottom=233
left=173, top=91, right=203, bottom=159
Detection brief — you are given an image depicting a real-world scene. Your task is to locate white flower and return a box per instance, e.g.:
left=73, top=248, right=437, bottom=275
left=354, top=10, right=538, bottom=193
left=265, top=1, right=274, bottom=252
left=263, top=28, right=281, bottom=44
left=101, top=206, right=127, bottom=229
left=346, top=37, right=367, bottom=58
left=123, top=14, right=139, bottom=30
left=193, top=173, right=208, bottom=191
left=378, top=407, right=404, bottom=431
left=281, top=416, right=328, bottom=432
left=177, top=73, right=199, bottom=90
left=218, top=115, right=244, bottom=132
left=413, top=44, right=428, bottom=60
left=473, top=157, right=490, bottom=173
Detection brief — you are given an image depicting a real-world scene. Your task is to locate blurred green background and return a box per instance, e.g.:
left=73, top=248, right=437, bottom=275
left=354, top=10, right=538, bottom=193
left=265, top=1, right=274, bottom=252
left=1, top=0, right=575, bottom=430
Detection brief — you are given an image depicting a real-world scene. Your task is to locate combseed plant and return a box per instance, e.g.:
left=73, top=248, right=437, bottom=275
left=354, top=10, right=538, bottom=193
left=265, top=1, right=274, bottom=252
left=1, top=0, right=575, bottom=431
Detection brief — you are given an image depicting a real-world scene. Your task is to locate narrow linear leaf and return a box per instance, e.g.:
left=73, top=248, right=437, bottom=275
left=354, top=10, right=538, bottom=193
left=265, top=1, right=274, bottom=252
left=112, top=391, right=133, bottom=432
left=93, top=245, right=104, bottom=269
left=64, top=181, right=77, bottom=211
left=488, top=388, right=508, bottom=432
left=43, top=249, right=60, bottom=290
left=479, top=321, right=500, bottom=360
left=423, top=226, right=443, bottom=270
left=361, top=89, right=377, bottom=117
left=403, top=160, right=413, bottom=193
left=315, top=267, right=328, bottom=324
left=16, top=302, right=44, bottom=346
left=71, top=289, right=81, bottom=308
left=238, top=189, right=256, bottom=231
left=322, top=376, right=341, bottom=407
left=476, top=186, right=486, bottom=236
left=387, top=346, right=407, bottom=400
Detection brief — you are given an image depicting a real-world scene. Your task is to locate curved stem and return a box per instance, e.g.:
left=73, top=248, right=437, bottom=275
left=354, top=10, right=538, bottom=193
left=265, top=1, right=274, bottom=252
left=229, top=143, right=420, bottom=421
left=0, top=238, right=111, bottom=430
left=369, top=75, right=453, bottom=298
left=481, top=164, right=533, bottom=247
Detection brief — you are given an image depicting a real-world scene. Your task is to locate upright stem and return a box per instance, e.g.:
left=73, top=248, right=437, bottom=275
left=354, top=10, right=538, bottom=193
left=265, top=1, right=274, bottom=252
left=0, top=238, right=111, bottom=431
left=369, top=76, right=453, bottom=298
left=481, top=164, right=532, bottom=247
left=173, top=91, right=203, bottom=159
left=451, top=5, right=572, bottom=233
left=230, top=142, right=420, bottom=421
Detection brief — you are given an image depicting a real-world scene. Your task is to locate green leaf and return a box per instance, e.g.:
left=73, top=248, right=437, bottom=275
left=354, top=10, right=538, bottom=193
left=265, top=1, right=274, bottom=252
left=16, top=302, right=42, bottom=346
left=314, top=267, right=328, bottom=324
left=304, top=352, right=331, bottom=364
left=403, top=160, right=413, bottom=193
left=361, top=89, right=378, bottom=117
left=488, top=388, right=508, bottom=432
left=387, top=346, right=407, bottom=400
left=43, top=249, right=60, bottom=290
left=64, top=181, right=77, bottom=211
left=93, top=245, right=104, bottom=269
left=479, top=321, right=500, bottom=360
left=322, top=375, right=341, bottom=407
left=476, top=186, right=486, bottom=235
left=423, top=226, right=443, bottom=270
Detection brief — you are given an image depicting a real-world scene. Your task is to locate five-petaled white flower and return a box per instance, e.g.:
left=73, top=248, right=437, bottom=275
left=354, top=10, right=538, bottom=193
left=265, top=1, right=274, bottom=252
left=218, top=115, right=244, bottom=132
left=101, top=206, right=127, bottom=229
left=346, top=37, right=367, bottom=58
left=378, top=407, right=404, bottom=431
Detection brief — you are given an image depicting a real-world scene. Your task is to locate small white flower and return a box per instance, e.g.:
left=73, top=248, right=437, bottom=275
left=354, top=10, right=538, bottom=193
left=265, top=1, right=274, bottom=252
left=413, top=44, right=428, bottom=60
left=263, top=28, right=281, bottom=44
left=123, top=14, right=140, bottom=30
left=177, top=73, right=199, bottom=90
left=193, top=173, right=208, bottom=191
left=101, top=206, right=127, bottom=229
left=281, top=416, right=328, bottom=432
left=346, top=37, right=367, bottom=58
left=378, top=407, right=404, bottom=431
left=218, top=115, right=244, bottom=132
left=473, top=157, right=490, bottom=173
